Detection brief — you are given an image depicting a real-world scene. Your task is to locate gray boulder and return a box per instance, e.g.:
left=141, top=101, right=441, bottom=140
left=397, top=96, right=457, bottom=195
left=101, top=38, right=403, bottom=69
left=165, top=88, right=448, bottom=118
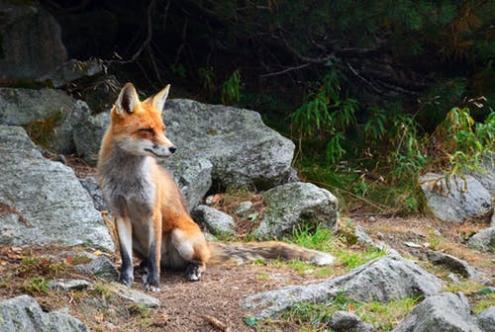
left=426, top=250, right=486, bottom=281
left=420, top=173, right=492, bottom=223
left=164, top=99, right=295, bottom=188
left=73, top=111, right=108, bottom=164
left=73, top=99, right=295, bottom=189
left=192, top=205, right=235, bottom=236
left=471, top=153, right=495, bottom=197
left=0, top=88, right=89, bottom=153
left=254, top=182, right=338, bottom=239
left=0, top=2, right=67, bottom=80
left=478, top=306, right=495, bottom=332
left=163, top=157, right=213, bottom=211
left=392, top=293, right=481, bottom=332
left=329, top=311, right=373, bottom=332
left=243, top=255, right=442, bottom=318
left=42, top=59, right=104, bottom=88
left=0, top=126, right=114, bottom=252
left=79, top=176, right=107, bottom=211
left=468, top=227, right=495, bottom=252
left=0, top=295, right=88, bottom=332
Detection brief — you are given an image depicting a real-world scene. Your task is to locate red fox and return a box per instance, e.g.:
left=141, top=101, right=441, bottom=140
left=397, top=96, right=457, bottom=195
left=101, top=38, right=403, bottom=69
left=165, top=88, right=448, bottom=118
left=98, top=83, right=334, bottom=291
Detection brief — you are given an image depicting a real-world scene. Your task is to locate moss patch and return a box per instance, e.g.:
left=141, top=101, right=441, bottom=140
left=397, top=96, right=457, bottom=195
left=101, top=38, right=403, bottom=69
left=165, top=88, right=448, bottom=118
left=23, top=111, right=63, bottom=149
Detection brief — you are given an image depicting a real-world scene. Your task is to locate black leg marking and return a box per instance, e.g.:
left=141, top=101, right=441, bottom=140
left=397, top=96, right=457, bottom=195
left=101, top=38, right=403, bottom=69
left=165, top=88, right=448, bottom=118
left=144, top=242, right=160, bottom=292
left=185, top=263, right=203, bottom=282
left=136, top=259, right=149, bottom=276
left=119, top=244, right=133, bottom=286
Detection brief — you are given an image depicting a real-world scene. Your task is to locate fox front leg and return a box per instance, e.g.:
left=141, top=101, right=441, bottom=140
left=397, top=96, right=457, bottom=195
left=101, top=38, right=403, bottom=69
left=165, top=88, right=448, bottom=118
left=143, top=212, right=162, bottom=292
left=116, top=216, right=134, bottom=286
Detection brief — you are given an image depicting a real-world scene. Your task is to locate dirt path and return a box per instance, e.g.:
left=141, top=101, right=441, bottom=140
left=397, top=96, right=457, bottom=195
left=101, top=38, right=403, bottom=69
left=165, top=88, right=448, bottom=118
left=150, top=264, right=307, bottom=331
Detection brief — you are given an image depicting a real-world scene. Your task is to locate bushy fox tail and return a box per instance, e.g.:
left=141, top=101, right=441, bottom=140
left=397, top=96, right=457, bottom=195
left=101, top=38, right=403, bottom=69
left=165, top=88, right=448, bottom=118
left=208, top=241, right=335, bottom=266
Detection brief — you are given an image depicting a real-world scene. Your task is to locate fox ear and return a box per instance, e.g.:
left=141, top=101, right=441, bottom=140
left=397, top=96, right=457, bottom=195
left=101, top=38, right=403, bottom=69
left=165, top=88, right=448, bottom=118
left=152, top=84, right=170, bottom=113
left=115, top=83, right=140, bottom=114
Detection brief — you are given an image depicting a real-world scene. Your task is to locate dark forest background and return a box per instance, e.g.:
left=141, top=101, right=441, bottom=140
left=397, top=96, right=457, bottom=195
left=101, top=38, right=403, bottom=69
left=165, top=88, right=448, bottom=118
left=32, top=0, right=495, bottom=213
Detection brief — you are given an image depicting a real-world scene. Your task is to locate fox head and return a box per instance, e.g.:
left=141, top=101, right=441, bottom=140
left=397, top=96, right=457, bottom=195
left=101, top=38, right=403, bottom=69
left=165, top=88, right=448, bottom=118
left=110, top=82, right=176, bottom=158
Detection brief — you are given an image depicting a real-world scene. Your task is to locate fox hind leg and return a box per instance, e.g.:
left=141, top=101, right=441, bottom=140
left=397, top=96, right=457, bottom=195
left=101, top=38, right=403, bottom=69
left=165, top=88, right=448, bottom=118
left=169, top=228, right=208, bottom=281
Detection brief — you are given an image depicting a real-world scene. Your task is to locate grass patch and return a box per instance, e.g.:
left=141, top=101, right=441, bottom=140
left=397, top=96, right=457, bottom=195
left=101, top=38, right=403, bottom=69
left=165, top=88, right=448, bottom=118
left=256, top=272, right=270, bottom=281
left=472, top=292, right=495, bottom=314
left=22, top=277, right=49, bottom=295
left=336, top=247, right=386, bottom=269
left=287, top=224, right=387, bottom=272
left=426, top=230, right=446, bottom=250
left=16, top=255, right=67, bottom=278
left=296, top=156, right=424, bottom=215
left=282, top=294, right=419, bottom=331
left=444, top=280, right=485, bottom=295
left=128, top=303, right=151, bottom=319
left=91, top=282, right=113, bottom=301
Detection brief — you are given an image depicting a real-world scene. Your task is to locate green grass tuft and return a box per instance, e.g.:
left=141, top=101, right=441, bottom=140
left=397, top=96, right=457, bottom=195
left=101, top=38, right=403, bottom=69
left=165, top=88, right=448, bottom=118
left=283, top=294, right=419, bottom=331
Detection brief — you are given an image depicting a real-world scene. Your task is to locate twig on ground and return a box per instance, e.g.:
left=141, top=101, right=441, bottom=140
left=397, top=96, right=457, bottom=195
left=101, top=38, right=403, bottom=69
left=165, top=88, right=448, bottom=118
left=202, top=314, right=231, bottom=332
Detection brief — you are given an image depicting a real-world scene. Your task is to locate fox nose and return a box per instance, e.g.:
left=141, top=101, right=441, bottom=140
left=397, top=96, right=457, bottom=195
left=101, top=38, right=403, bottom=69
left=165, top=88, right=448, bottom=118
left=169, top=146, right=177, bottom=154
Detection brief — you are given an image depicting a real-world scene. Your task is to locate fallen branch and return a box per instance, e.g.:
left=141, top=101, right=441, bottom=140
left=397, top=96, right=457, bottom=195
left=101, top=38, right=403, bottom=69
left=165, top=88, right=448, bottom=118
left=202, top=315, right=231, bottom=332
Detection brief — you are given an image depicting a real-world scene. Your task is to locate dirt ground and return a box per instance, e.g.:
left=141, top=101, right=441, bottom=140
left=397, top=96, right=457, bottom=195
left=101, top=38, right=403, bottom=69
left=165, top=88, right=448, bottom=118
left=0, top=245, right=312, bottom=332
left=150, top=264, right=307, bottom=332
left=1, top=214, right=494, bottom=331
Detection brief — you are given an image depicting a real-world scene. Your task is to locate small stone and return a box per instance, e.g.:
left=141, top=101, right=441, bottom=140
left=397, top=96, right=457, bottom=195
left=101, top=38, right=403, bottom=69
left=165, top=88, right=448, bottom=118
left=368, top=216, right=377, bottom=223
left=236, top=201, right=253, bottom=215
left=329, top=311, right=373, bottom=332
left=75, top=256, right=118, bottom=281
left=192, top=205, right=235, bottom=236
left=447, top=273, right=461, bottom=284
left=427, top=250, right=485, bottom=281
left=107, top=282, right=160, bottom=308
left=205, top=195, right=215, bottom=205
left=404, top=241, right=422, bottom=248
left=247, top=212, right=259, bottom=222
left=48, top=279, right=91, bottom=291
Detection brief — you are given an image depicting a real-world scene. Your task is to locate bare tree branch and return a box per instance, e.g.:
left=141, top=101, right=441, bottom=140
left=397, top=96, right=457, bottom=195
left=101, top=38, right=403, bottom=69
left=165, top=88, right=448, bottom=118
left=260, top=63, right=311, bottom=78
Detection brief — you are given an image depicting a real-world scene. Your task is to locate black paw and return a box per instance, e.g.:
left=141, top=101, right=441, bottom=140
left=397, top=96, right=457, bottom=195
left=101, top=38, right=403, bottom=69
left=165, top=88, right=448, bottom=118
left=143, top=277, right=160, bottom=292
left=119, top=271, right=134, bottom=286
left=185, top=263, right=202, bottom=281
left=142, top=270, right=161, bottom=292
left=143, top=282, right=161, bottom=292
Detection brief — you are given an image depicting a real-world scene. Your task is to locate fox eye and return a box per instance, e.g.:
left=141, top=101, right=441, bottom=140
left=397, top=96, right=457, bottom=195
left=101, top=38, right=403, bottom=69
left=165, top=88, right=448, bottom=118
left=138, top=128, right=155, bottom=136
